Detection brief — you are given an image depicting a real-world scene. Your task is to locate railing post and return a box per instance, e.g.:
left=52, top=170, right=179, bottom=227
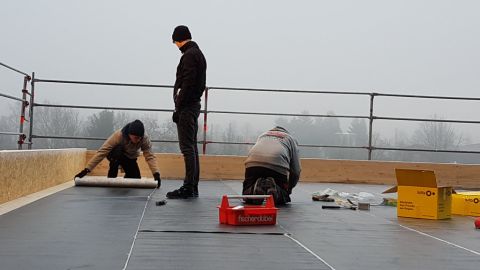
left=18, top=75, right=31, bottom=150
left=27, top=72, right=35, bottom=149
left=367, top=93, right=375, bottom=160
left=202, top=87, right=209, bottom=155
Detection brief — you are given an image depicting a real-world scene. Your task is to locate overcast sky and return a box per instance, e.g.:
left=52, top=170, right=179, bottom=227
left=1, top=0, right=480, bottom=142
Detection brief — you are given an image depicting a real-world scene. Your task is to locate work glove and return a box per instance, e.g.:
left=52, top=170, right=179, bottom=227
left=75, top=168, right=90, bottom=179
left=172, top=110, right=179, bottom=123
left=153, top=172, right=161, bottom=188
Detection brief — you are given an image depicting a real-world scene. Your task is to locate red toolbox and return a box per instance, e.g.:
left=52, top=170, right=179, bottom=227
left=218, top=195, right=278, bottom=226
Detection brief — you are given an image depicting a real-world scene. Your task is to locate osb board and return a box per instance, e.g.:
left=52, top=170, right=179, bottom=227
left=86, top=151, right=480, bottom=189
left=87, top=151, right=245, bottom=180
left=300, top=159, right=459, bottom=184
left=0, top=149, right=86, bottom=204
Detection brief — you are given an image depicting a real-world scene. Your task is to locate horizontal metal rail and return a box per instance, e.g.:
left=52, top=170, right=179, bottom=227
left=34, top=103, right=175, bottom=113
left=299, top=144, right=369, bottom=150
left=201, top=140, right=368, bottom=150
left=29, top=135, right=368, bottom=151
left=12, top=76, right=480, bottom=158
left=0, top=131, right=24, bottom=136
left=209, top=110, right=369, bottom=119
left=375, top=92, right=480, bottom=101
left=31, top=135, right=111, bottom=141
left=30, top=80, right=480, bottom=102
left=205, top=140, right=254, bottom=146
left=0, top=62, right=30, bottom=77
left=34, top=103, right=367, bottom=119
left=31, top=134, right=180, bottom=144
left=374, top=116, right=480, bottom=125
left=34, top=78, right=172, bottom=89
left=0, top=92, right=24, bottom=102
left=373, top=146, right=480, bottom=155
left=209, top=86, right=371, bottom=96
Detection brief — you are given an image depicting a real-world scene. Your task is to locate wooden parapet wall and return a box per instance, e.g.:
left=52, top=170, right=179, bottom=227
left=87, top=151, right=245, bottom=181
left=87, top=150, right=480, bottom=189
left=0, top=149, right=86, bottom=204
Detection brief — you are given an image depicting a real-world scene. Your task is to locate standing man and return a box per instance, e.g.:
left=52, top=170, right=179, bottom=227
left=243, top=126, right=301, bottom=205
left=167, top=25, right=207, bottom=199
left=74, top=120, right=161, bottom=188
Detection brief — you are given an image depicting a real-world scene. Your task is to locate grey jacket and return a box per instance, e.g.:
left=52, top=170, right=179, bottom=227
left=245, top=128, right=301, bottom=188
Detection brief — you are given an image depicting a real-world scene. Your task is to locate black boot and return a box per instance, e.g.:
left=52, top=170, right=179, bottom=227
left=166, top=186, right=194, bottom=199
left=193, top=185, right=199, bottom=197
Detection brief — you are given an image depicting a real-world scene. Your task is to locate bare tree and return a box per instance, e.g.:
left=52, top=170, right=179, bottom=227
left=0, top=115, right=18, bottom=150
left=347, top=119, right=368, bottom=147
left=410, top=115, right=466, bottom=163
left=0, top=102, right=20, bottom=149
left=84, top=110, right=114, bottom=149
left=33, top=102, right=83, bottom=149
left=411, top=116, right=465, bottom=150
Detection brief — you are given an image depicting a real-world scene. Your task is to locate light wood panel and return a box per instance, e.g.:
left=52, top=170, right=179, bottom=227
left=86, top=151, right=480, bottom=188
left=0, top=149, right=86, bottom=204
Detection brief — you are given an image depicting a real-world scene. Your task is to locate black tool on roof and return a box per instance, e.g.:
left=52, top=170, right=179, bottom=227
left=322, top=205, right=357, bottom=210
left=155, top=200, right=167, bottom=206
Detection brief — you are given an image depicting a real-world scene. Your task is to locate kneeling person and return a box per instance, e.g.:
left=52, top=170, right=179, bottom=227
left=243, top=126, right=301, bottom=205
left=74, top=120, right=161, bottom=187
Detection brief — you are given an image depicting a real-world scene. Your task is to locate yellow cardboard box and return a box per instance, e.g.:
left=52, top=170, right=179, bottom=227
left=451, top=191, right=480, bottom=216
left=384, top=169, right=452, bottom=220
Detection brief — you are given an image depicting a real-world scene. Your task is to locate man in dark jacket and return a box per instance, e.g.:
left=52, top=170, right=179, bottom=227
left=74, top=120, right=161, bottom=187
left=167, top=25, right=207, bottom=199
left=243, top=126, right=301, bottom=205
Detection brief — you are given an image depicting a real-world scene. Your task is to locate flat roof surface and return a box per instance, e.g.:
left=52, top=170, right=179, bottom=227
left=1, top=180, right=479, bottom=270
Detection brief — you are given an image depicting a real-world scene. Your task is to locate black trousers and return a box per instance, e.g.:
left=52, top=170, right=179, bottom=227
left=176, top=103, right=201, bottom=189
left=107, top=145, right=141, bottom=178
left=243, top=166, right=291, bottom=205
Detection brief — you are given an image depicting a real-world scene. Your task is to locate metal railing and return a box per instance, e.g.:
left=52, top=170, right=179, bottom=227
left=2, top=61, right=480, bottom=160
left=0, top=62, right=31, bottom=149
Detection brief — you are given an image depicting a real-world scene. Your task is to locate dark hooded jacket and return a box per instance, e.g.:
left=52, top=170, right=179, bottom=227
left=173, top=41, right=207, bottom=110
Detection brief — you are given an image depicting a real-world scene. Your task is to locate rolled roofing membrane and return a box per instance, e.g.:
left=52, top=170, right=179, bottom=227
left=75, top=176, right=157, bottom=188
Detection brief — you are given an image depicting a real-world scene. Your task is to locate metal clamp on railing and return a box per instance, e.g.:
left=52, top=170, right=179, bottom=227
left=17, top=133, right=26, bottom=146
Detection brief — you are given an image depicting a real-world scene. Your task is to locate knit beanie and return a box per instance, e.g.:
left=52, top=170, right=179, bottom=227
left=172, top=25, right=192, bottom=42
left=272, top=126, right=289, bottom=134
left=128, top=120, right=145, bottom=137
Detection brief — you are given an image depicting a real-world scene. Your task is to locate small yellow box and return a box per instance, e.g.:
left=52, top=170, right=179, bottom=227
left=452, top=192, right=480, bottom=216
left=384, top=169, right=452, bottom=220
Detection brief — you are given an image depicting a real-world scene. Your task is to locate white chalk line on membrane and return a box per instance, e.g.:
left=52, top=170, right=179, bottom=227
left=122, top=189, right=156, bottom=270
left=362, top=212, right=480, bottom=257
left=397, top=223, right=480, bottom=256
left=283, top=233, right=337, bottom=270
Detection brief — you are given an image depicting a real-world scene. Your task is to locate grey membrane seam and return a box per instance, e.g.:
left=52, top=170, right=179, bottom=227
left=122, top=188, right=157, bottom=270
left=397, top=223, right=480, bottom=256
left=138, top=230, right=286, bottom=235
left=278, top=224, right=336, bottom=270
left=284, top=233, right=337, bottom=270
left=362, top=211, right=480, bottom=256
left=60, top=194, right=153, bottom=199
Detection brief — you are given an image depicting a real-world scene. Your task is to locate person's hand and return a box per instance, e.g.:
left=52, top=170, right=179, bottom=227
left=172, top=110, right=179, bottom=123
left=75, top=168, right=90, bottom=179
left=153, top=172, right=161, bottom=188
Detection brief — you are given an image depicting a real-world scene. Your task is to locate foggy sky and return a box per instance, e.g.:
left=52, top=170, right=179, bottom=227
left=1, top=0, right=480, bottom=142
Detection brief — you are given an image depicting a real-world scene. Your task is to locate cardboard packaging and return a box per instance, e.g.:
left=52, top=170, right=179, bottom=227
left=384, top=169, right=452, bottom=220
left=451, top=191, right=480, bottom=216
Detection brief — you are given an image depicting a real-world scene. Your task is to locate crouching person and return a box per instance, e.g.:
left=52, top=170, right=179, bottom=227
left=243, top=126, right=301, bottom=205
left=74, top=119, right=161, bottom=187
